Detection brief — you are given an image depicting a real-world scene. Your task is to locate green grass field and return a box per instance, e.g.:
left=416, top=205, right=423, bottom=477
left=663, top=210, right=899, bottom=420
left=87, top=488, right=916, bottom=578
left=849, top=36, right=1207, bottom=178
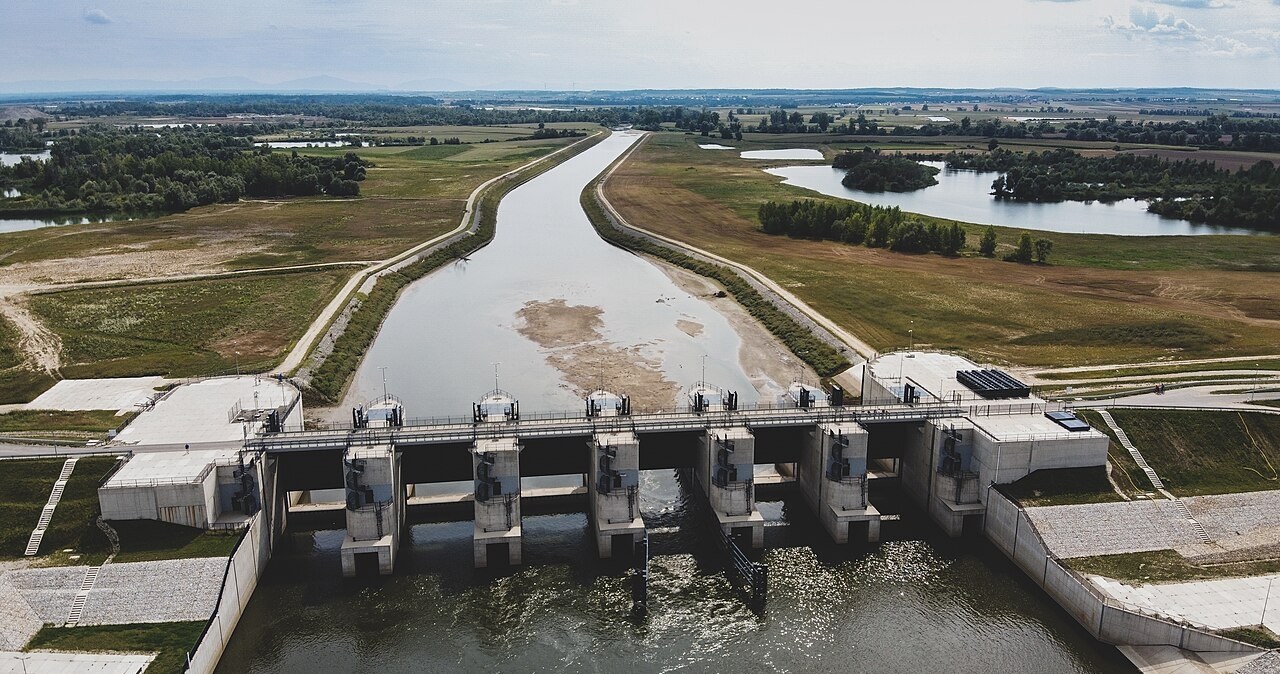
left=1067, top=549, right=1280, bottom=584
left=1000, top=466, right=1128, bottom=506
left=1036, top=359, right=1280, bottom=381
left=109, top=520, right=242, bottom=564
left=0, top=458, right=68, bottom=556
left=0, top=455, right=120, bottom=558
left=604, top=132, right=1280, bottom=367
left=37, top=456, right=122, bottom=557
left=1106, top=409, right=1280, bottom=496
left=26, top=622, right=205, bottom=674
left=0, top=135, right=583, bottom=281
left=29, top=269, right=349, bottom=379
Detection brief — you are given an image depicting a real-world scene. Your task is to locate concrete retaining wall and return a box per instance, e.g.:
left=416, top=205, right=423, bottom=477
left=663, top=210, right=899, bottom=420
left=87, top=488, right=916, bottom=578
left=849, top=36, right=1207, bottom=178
left=183, top=509, right=271, bottom=674
left=983, top=490, right=1259, bottom=654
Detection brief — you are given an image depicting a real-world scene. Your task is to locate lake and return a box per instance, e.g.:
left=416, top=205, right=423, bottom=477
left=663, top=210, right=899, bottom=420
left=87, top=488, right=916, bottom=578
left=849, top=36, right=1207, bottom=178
left=0, top=151, right=50, bottom=167
left=767, top=162, right=1266, bottom=236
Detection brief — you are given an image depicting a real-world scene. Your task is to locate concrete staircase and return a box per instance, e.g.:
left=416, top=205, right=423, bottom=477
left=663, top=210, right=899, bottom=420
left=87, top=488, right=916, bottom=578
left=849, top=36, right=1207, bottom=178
left=64, top=565, right=100, bottom=627
left=1098, top=411, right=1212, bottom=545
left=24, top=458, right=77, bottom=556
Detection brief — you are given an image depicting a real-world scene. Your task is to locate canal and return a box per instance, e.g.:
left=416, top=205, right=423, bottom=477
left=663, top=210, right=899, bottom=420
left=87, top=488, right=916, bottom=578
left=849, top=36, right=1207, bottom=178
left=215, top=132, right=1136, bottom=673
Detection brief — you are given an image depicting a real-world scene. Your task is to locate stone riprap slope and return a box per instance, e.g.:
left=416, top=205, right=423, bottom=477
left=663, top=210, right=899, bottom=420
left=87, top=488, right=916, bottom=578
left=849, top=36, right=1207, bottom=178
left=79, top=557, right=224, bottom=625
left=1, top=556, right=227, bottom=636
left=1026, top=490, right=1280, bottom=561
left=0, top=573, right=42, bottom=650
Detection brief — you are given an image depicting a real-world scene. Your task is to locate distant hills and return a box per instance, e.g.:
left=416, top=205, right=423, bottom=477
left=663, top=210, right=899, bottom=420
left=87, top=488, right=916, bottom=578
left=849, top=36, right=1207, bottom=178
left=0, top=82, right=1278, bottom=105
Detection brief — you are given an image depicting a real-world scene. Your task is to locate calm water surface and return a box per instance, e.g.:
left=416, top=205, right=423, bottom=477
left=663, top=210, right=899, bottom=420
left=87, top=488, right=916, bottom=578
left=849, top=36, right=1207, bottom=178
left=215, top=131, right=1135, bottom=674
left=0, top=213, right=131, bottom=234
left=768, top=162, right=1265, bottom=236
left=742, top=149, right=824, bottom=160
left=0, top=151, right=49, bottom=167
left=350, top=131, right=768, bottom=416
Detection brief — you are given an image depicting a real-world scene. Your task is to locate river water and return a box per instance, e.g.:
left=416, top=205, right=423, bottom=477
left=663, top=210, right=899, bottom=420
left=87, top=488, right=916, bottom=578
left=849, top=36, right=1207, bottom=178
left=767, top=162, right=1264, bottom=237
left=347, top=131, right=765, bottom=417
left=215, top=131, right=1136, bottom=673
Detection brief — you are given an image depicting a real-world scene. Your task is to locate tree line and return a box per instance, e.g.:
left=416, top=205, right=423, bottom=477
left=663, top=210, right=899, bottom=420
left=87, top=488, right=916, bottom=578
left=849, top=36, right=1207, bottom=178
left=0, top=126, right=370, bottom=216
left=944, top=148, right=1280, bottom=231
left=758, top=199, right=967, bottom=254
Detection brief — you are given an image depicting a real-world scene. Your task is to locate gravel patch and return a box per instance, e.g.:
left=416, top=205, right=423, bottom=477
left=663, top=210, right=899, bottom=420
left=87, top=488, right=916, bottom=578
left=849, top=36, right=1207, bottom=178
left=1238, top=651, right=1280, bottom=674
left=6, top=566, right=85, bottom=624
left=80, top=557, right=225, bottom=625
left=0, top=573, right=42, bottom=650
left=1026, top=499, right=1202, bottom=558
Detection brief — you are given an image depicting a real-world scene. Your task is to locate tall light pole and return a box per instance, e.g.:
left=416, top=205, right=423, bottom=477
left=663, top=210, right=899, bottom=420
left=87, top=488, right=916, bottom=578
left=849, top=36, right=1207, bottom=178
left=378, top=366, right=389, bottom=401
left=1263, top=576, right=1274, bottom=627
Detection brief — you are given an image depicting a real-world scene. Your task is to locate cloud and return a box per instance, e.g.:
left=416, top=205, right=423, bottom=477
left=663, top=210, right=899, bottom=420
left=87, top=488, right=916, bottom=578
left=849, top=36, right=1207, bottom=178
left=1105, top=5, right=1275, bottom=57
left=1105, top=7, right=1201, bottom=38
left=1152, top=0, right=1228, bottom=7
left=83, top=9, right=112, bottom=24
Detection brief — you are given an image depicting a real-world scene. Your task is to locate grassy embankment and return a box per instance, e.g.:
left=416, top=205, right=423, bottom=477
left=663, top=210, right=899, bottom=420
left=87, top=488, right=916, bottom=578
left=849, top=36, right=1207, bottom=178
left=0, top=409, right=129, bottom=442
left=0, top=133, right=589, bottom=401
left=0, top=456, right=117, bottom=557
left=28, top=269, right=349, bottom=379
left=604, top=132, right=1280, bottom=367
left=26, top=621, right=205, bottom=674
left=581, top=167, right=850, bottom=378
left=306, top=131, right=608, bottom=402
left=1068, top=549, right=1280, bottom=584
left=1104, top=409, right=1280, bottom=496
left=0, top=313, right=55, bottom=403
left=1, top=456, right=240, bottom=563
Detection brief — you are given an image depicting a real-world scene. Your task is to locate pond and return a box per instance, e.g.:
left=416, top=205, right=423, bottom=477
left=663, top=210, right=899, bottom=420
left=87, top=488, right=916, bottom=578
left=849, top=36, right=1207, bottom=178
left=0, top=151, right=50, bottom=167
left=0, top=213, right=133, bottom=235
left=766, top=162, right=1266, bottom=236
left=741, top=148, right=824, bottom=160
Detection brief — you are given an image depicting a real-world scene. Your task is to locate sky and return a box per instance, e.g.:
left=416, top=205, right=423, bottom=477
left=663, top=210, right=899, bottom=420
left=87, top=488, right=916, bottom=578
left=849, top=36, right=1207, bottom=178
left=3, top=0, right=1280, bottom=92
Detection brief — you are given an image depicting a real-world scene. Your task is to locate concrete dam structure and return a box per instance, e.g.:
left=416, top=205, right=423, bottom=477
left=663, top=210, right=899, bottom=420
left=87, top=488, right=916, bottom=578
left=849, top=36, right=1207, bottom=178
left=98, top=351, right=1109, bottom=577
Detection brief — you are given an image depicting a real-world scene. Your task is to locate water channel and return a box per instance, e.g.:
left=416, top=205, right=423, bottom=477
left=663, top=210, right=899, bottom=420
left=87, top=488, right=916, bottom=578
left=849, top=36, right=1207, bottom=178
left=214, top=132, right=1135, bottom=673
left=767, top=162, right=1266, bottom=237
left=348, top=131, right=766, bottom=417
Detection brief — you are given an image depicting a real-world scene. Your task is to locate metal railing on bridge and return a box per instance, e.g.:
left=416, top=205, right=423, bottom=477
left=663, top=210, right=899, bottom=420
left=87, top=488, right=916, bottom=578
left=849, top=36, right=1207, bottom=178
left=245, top=400, right=983, bottom=453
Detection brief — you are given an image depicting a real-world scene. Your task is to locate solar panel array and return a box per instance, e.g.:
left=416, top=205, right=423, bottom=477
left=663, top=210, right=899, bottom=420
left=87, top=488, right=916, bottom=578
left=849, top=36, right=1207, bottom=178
left=1045, top=411, right=1092, bottom=432
left=955, top=369, right=1031, bottom=399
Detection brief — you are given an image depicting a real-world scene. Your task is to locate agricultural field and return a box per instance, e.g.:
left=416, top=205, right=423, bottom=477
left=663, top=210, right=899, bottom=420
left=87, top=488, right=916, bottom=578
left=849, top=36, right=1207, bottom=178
left=603, top=132, right=1280, bottom=367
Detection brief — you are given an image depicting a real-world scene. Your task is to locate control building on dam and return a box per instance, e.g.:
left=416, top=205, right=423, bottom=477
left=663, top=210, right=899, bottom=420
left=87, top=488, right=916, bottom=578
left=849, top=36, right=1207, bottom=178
left=96, top=351, right=1109, bottom=575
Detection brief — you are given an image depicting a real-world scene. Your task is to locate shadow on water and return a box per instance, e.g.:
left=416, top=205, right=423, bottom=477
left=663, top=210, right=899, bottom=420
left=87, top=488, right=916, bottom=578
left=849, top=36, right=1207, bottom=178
left=218, top=470, right=1135, bottom=674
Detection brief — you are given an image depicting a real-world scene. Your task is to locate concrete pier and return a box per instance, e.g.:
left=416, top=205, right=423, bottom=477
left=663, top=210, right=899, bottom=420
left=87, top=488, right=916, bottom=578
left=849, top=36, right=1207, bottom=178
left=695, top=427, right=764, bottom=548
left=588, top=431, right=645, bottom=558
left=798, top=422, right=881, bottom=544
left=340, top=444, right=403, bottom=577
left=472, top=438, right=522, bottom=568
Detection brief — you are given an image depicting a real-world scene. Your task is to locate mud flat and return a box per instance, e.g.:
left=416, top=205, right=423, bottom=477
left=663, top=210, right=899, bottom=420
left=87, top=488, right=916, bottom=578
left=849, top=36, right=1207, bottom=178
left=515, top=299, right=680, bottom=409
